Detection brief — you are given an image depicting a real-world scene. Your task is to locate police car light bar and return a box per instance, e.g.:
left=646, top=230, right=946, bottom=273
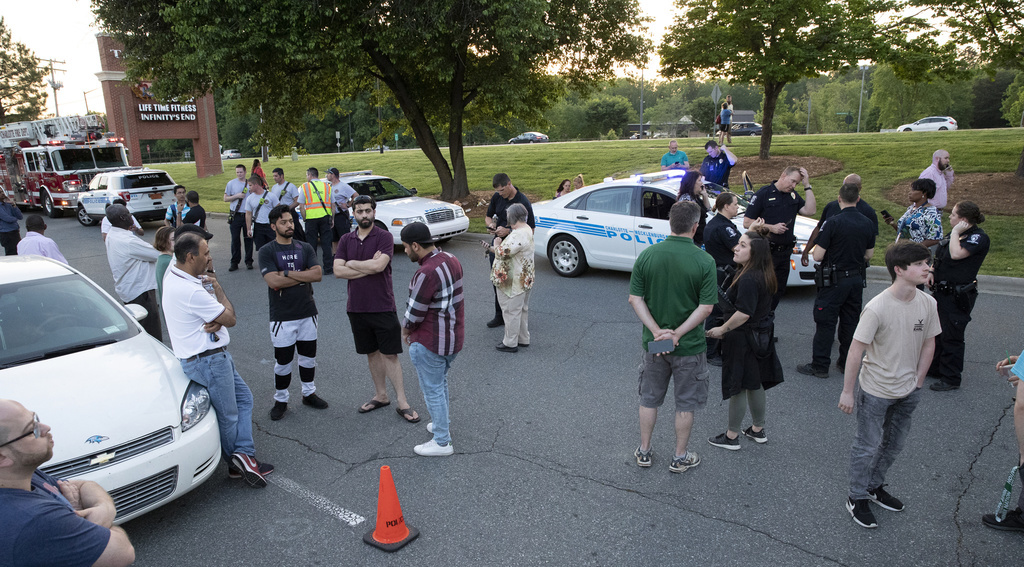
left=338, top=170, right=372, bottom=178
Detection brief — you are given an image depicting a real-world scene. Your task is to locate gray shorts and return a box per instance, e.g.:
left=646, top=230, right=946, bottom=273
left=638, top=351, right=709, bottom=412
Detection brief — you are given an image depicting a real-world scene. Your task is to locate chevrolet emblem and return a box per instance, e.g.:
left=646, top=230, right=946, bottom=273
left=90, top=452, right=116, bottom=465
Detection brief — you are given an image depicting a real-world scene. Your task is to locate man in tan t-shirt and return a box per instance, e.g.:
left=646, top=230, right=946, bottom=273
left=838, top=241, right=940, bottom=530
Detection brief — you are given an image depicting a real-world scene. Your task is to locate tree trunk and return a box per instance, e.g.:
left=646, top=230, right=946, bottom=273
left=758, top=81, right=786, bottom=161
left=442, top=51, right=470, bottom=202
left=1017, top=145, right=1024, bottom=179
left=365, top=47, right=456, bottom=199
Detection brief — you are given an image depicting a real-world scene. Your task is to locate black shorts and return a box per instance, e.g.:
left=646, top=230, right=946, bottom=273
left=720, top=123, right=731, bottom=133
left=347, top=311, right=403, bottom=355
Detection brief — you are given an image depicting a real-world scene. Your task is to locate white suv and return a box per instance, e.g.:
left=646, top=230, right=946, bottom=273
left=76, top=168, right=179, bottom=226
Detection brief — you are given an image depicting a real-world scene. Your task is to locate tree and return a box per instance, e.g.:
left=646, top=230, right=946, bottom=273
left=659, top=0, right=929, bottom=160
left=583, top=95, right=633, bottom=138
left=685, top=96, right=716, bottom=135
left=92, top=0, right=647, bottom=201
left=970, top=70, right=1016, bottom=129
left=1002, top=73, right=1024, bottom=129
left=0, top=18, right=47, bottom=123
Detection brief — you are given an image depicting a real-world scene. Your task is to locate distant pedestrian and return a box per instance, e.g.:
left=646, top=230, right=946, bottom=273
left=919, top=150, right=953, bottom=210
left=660, top=140, right=688, bottom=171
left=164, top=185, right=189, bottom=228
left=224, top=164, right=252, bottom=271
left=628, top=200, right=716, bottom=473
left=182, top=191, right=207, bottom=230
left=154, top=225, right=174, bottom=301
left=326, top=167, right=356, bottom=256
left=104, top=204, right=162, bottom=341
left=0, top=190, right=23, bottom=255
left=718, top=102, right=733, bottom=145
left=298, top=167, right=334, bottom=275
left=17, top=215, right=67, bottom=264
left=252, top=158, right=266, bottom=185
left=259, top=205, right=328, bottom=421
left=244, top=174, right=279, bottom=255
left=555, top=179, right=571, bottom=199
left=400, top=222, right=465, bottom=457
left=838, top=241, right=940, bottom=529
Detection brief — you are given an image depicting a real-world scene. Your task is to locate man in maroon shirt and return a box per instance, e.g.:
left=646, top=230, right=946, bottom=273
left=334, top=195, right=420, bottom=423
left=399, top=223, right=465, bottom=456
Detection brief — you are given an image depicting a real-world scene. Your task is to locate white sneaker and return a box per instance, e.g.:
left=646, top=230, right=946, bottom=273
left=427, top=422, right=433, bottom=434
left=414, top=439, right=453, bottom=457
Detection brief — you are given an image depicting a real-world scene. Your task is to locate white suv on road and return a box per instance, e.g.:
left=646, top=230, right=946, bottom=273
left=76, top=168, right=179, bottom=226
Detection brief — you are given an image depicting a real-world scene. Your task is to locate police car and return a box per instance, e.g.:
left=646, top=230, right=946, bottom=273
left=533, top=170, right=816, bottom=286
left=339, top=171, right=469, bottom=244
left=76, top=168, right=179, bottom=226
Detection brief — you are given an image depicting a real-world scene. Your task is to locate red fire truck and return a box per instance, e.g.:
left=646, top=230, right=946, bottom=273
left=0, top=115, right=130, bottom=217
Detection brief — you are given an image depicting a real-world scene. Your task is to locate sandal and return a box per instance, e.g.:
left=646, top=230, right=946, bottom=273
left=358, top=399, right=390, bottom=413
left=396, top=406, right=421, bottom=423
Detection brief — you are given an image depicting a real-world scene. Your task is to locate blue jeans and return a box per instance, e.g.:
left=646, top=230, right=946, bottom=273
left=849, top=387, right=921, bottom=500
left=180, top=351, right=256, bottom=459
left=409, top=342, right=457, bottom=445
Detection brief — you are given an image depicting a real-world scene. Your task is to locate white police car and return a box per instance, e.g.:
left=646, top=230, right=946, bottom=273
left=340, top=171, right=469, bottom=244
left=0, top=256, right=221, bottom=524
left=533, top=170, right=816, bottom=286
left=76, top=168, right=179, bottom=227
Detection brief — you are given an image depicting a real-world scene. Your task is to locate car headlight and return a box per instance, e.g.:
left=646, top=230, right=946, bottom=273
left=454, top=207, right=465, bottom=218
left=391, top=216, right=426, bottom=227
left=180, top=381, right=211, bottom=432
left=793, top=242, right=805, bottom=255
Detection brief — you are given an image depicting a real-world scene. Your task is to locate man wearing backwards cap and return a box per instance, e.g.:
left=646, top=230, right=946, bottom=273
left=399, top=222, right=465, bottom=456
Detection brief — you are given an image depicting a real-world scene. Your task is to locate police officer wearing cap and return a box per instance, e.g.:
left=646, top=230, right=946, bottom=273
left=928, top=200, right=990, bottom=391
left=796, top=183, right=875, bottom=379
left=743, top=166, right=816, bottom=309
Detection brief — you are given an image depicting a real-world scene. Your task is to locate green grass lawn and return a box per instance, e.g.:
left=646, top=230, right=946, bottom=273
left=159, top=129, right=1024, bottom=277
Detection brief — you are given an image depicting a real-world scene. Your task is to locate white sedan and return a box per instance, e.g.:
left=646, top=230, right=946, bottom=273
left=897, top=116, right=958, bottom=132
left=341, top=172, right=469, bottom=244
left=533, top=171, right=817, bottom=287
left=0, top=256, right=221, bottom=524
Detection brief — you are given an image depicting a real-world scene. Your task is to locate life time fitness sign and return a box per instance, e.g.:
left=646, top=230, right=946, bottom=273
left=137, top=103, right=197, bottom=121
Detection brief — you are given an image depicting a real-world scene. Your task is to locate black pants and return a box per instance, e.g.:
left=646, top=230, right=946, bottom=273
left=1, top=230, right=20, bottom=255
left=811, top=275, right=863, bottom=371
left=770, top=245, right=792, bottom=310
left=332, top=211, right=350, bottom=241
left=705, top=268, right=729, bottom=359
left=129, top=289, right=163, bottom=342
left=252, top=223, right=275, bottom=257
left=229, top=214, right=253, bottom=267
left=291, top=216, right=307, bottom=243
left=930, top=291, right=975, bottom=387
left=304, top=216, right=333, bottom=272
left=488, top=244, right=502, bottom=320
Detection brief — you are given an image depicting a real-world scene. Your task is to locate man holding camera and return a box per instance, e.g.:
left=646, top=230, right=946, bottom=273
left=797, top=183, right=875, bottom=379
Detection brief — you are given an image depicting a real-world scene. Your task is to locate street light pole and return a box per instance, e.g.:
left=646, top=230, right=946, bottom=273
left=857, top=65, right=869, bottom=133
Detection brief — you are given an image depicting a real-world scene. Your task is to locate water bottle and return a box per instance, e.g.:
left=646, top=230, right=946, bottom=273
left=202, top=276, right=219, bottom=342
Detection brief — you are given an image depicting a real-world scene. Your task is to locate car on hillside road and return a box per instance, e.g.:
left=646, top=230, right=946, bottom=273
left=0, top=256, right=222, bottom=524
left=533, top=170, right=816, bottom=287
left=338, top=171, right=469, bottom=244
left=730, top=122, right=763, bottom=136
left=508, top=132, right=549, bottom=144
left=897, top=116, right=958, bottom=132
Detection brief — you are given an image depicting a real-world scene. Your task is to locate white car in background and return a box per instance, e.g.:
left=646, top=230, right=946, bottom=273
left=76, top=168, right=179, bottom=227
left=0, top=256, right=221, bottom=524
left=897, top=116, right=958, bottom=132
left=533, top=170, right=817, bottom=287
left=340, top=171, right=469, bottom=244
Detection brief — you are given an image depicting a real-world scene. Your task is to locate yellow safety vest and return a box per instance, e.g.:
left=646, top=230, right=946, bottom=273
left=301, top=180, right=331, bottom=219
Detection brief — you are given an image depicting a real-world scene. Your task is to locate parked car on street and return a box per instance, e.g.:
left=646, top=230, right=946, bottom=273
left=0, top=256, right=221, bottom=524
left=730, top=122, right=763, bottom=136
left=339, top=171, right=469, bottom=244
left=532, top=170, right=816, bottom=287
left=897, top=116, right=958, bottom=132
left=508, top=132, right=549, bottom=144
left=76, top=168, right=179, bottom=226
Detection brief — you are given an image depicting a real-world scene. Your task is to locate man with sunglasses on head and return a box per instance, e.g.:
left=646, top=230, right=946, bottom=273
left=0, top=399, right=136, bottom=567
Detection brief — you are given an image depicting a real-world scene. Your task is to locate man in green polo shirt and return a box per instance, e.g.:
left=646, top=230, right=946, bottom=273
left=628, top=200, right=717, bottom=474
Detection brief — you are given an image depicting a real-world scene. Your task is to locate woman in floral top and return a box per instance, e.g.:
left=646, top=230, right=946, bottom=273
left=484, top=203, right=535, bottom=353
left=886, top=178, right=943, bottom=248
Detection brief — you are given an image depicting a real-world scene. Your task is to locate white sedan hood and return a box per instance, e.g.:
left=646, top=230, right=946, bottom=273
left=382, top=196, right=460, bottom=216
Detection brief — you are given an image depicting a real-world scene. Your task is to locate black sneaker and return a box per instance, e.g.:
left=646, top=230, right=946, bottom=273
left=486, top=317, right=504, bottom=328
left=868, top=485, right=904, bottom=512
left=634, top=446, right=652, bottom=468
left=708, top=432, right=740, bottom=451
left=245, top=262, right=254, bottom=270
left=302, top=393, right=329, bottom=409
left=982, top=508, right=1024, bottom=532
left=269, top=401, right=287, bottom=421
left=707, top=357, right=723, bottom=367
left=846, top=498, right=878, bottom=528
left=742, top=426, right=768, bottom=444
left=228, top=264, right=239, bottom=272
left=796, top=363, right=829, bottom=379
left=930, top=381, right=959, bottom=391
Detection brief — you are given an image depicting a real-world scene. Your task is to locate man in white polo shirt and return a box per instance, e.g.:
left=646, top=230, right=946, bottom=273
left=104, top=204, right=162, bottom=341
left=162, top=232, right=273, bottom=488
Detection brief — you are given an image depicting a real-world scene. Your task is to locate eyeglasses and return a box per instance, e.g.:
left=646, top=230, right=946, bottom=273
left=0, top=413, right=40, bottom=448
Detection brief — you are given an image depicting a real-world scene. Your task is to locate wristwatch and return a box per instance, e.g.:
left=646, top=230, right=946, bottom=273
left=282, top=270, right=289, bottom=278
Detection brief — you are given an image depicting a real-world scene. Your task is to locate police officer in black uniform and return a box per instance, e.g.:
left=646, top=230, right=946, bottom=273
left=796, top=183, right=876, bottom=378
left=928, top=201, right=990, bottom=391
left=800, top=174, right=878, bottom=268
left=743, top=166, right=817, bottom=309
left=703, top=191, right=746, bottom=365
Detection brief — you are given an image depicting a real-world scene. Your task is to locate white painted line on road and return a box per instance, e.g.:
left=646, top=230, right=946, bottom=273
left=270, top=475, right=366, bottom=527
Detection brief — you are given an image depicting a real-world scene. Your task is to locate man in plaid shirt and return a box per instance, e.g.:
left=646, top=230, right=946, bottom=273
left=399, top=223, right=465, bottom=457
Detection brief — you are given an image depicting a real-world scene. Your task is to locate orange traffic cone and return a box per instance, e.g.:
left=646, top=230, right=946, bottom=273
left=363, top=465, right=419, bottom=552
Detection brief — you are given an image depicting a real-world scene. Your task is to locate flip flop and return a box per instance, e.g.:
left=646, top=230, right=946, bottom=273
left=396, top=406, right=421, bottom=423
left=358, top=399, right=391, bottom=413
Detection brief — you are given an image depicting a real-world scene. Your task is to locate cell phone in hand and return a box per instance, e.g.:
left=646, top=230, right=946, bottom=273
left=648, top=339, right=674, bottom=355
left=880, top=210, right=891, bottom=219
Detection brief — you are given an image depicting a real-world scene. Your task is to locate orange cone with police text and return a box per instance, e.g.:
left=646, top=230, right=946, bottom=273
left=363, top=465, right=419, bottom=551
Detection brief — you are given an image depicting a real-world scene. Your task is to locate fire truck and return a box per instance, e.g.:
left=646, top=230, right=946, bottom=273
left=0, top=115, right=131, bottom=218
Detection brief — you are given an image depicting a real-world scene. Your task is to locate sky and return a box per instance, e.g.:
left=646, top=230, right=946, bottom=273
left=1, top=0, right=677, bottom=119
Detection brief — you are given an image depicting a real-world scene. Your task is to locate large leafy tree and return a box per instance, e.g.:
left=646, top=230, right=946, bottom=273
left=92, top=0, right=647, bottom=200
left=0, top=18, right=47, bottom=123
left=659, top=0, right=932, bottom=160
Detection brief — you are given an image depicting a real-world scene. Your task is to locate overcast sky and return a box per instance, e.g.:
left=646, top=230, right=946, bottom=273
left=1, top=0, right=676, bottom=119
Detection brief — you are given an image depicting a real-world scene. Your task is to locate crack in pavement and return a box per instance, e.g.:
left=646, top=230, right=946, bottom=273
left=952, top=398, right=1015, bottom=567
left=255, top=423, right=358, bottom=470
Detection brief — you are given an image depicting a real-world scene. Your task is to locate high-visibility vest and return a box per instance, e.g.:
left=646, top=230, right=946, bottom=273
left=301, top=180, right=331, bottom=219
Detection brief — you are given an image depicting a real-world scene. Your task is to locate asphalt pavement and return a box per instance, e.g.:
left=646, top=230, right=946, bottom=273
left=31, top=213, right=1024, bottom=565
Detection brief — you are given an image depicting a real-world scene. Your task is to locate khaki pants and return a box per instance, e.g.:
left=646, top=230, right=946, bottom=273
left=496, top=289, right=531, bottom=347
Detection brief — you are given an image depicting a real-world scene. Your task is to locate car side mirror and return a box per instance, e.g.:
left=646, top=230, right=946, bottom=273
left=409, top=188, right=417, bottom=195
left=125, top=304, right=149, bottom=321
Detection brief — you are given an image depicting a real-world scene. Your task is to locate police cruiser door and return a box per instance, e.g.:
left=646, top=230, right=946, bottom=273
left=633, top=188, right=673, bottom=258
left=570, top=186, right=637, bottom=269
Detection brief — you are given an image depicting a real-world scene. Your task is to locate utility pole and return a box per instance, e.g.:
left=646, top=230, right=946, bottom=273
left=638, top=69, right=644, bottom=139
left=806, top=97, right=812, bottom=135
left=83, top=89, right=97, bottom=114
left=38, top=59, right=66, bottom=117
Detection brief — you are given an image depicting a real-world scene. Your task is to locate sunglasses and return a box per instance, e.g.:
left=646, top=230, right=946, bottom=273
left=0, top=413, right=40, bottom=448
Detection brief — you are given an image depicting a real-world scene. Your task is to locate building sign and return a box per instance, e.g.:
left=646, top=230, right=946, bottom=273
left=138, top=103, right=198, bottom=121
